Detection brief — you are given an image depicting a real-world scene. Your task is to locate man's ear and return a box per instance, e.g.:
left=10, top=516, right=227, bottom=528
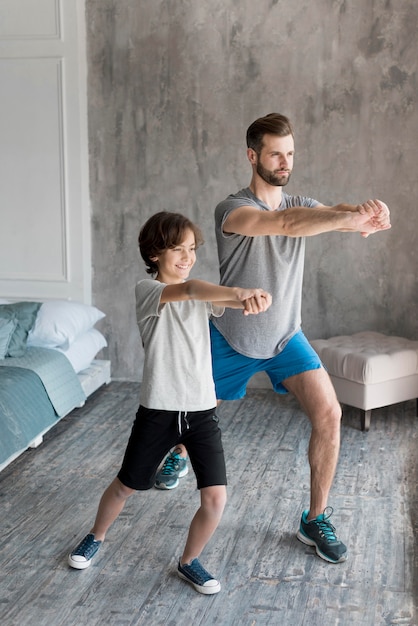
left=247, top=147, right=257, bottom=165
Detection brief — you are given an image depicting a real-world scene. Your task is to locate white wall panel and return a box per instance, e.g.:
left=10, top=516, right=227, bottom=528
left=0, top=0, right=90, bottom=303
left=0, top=58, right=67, bottom=281
left=0, top=0, right=60, bottom=39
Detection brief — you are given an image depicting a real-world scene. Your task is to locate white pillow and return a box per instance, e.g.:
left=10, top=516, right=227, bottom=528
left=27, top=300, right=105, bottom=349
left=54, top=328, right=107, bottom=373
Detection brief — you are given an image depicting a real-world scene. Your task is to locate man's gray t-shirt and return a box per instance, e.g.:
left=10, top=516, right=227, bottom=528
left=212, top=188, right=319, bottom=359
left=136, top=279, right=223, bottom=412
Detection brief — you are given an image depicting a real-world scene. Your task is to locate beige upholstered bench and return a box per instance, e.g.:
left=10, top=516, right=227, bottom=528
left=311, top=332, right=418, bottom=431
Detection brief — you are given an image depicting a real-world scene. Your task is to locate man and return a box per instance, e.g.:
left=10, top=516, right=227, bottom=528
left=156, top=113, right=391, bottom=564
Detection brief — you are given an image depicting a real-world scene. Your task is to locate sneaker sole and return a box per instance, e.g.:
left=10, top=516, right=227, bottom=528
left=154, top=478, right=180, bottom=490
left=178, top=465, right=188, bottom=478
left=68, top=555, right=92, bottom=569
left=177, top=570, right=221, bottom=594
left=154, top=464, right=188, bottom=489
left=296, top=530, right=347, bottom=564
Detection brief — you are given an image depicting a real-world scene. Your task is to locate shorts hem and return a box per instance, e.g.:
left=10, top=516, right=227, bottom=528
left=117, top=473, right=153, bottom=491
left=197, top=481, right=228, bottom=490
left=273, top=362, right=322, bottom=393
left=216, top=392, right=246, bottom=401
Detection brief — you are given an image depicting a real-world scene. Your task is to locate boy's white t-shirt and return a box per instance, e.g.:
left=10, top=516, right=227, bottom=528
left=135, top=278, right=223, bottom=412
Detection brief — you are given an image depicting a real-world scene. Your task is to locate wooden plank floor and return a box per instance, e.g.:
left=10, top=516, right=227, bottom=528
left=0, top=381, right=417, bottom=626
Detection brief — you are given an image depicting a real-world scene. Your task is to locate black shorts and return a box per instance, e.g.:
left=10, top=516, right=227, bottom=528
left=117, top=405, right=227, bottom=490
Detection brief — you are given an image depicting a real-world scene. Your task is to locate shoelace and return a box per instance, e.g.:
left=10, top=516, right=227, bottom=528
left=184, top=559, right=212, bottom=583
left=74, top=534, right=99, bottom=557
left=161, top=453, right=181, bottom=476
left=313, top=507, right=338, bottom=542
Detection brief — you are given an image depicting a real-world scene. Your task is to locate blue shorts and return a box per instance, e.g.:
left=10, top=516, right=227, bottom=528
left=210, top=322, right=322, bottom=400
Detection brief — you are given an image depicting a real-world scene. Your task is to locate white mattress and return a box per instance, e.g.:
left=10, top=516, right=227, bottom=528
left=78, top=359, right=111, bottom=398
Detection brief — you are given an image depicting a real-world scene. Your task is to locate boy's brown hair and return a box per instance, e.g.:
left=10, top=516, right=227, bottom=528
left=138, top=211, right=204, bottom=275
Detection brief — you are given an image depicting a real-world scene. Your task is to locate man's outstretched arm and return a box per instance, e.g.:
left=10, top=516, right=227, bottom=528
left=223, top=199, right=391, bottom=238
left=316, top=199, right=390, bottom=237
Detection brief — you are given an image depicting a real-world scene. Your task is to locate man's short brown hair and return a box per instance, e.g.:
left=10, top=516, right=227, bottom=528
left=246, top=113, right=294, bottom=154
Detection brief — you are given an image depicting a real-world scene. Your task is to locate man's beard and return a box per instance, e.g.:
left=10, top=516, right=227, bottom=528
left=256, top=161, right=291, bottom=187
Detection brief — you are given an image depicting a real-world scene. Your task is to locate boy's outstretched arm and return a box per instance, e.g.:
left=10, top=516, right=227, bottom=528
left=221, top=292, right=272, bottom=315
left=160, top=279, right=272, bottom=314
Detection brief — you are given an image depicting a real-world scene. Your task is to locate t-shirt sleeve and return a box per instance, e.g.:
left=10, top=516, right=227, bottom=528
left=215, top=193, right=320, bottom=235
left=215, top=194, right=260, bottom=240
left=135, top=279, right=166, bottom=323
left=209, top=303, right=225, bottom=318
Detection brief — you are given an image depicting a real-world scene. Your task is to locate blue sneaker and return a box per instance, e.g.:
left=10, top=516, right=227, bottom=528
left=68, top=533, right=102, bottom=569
left=296, top=507, right=347, bottom=563
left=154, top=450, right=188, bottom=490
left=177, top=558, right=221, bottom=594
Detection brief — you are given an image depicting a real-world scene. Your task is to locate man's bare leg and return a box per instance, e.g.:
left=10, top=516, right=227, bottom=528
left=284, top=367, right=347, bottom=563
left=173, top=444, right=187, bottom=457
left=283, top=367, right=342, bottom=519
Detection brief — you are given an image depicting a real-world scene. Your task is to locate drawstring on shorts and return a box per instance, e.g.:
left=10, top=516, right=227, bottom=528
left=177, top=411, right=190, bottom=437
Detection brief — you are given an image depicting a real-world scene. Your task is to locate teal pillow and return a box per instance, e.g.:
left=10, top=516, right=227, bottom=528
left=0, top=302, right=42, bottom=357
left=0, top=313, right=17, bottom=359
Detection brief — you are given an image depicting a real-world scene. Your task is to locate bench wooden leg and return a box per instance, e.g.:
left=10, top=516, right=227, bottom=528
left=360, top=409, right=371, bottom=432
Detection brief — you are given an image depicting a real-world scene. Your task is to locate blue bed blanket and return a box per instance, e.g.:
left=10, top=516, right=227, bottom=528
left=0, top=367, right=58, bottom=465
left=0, top=347, right=86, bottom=468
left=0, top=347, right=86, bottom=416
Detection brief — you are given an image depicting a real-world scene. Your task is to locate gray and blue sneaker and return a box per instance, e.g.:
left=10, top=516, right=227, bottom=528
left=177, top=558, right=221, bottom=594
left=154, top=450, right=188, bottom=490
left=296, top=507, right=347, bottom=563
left=68, top=533, right=102, bottom=569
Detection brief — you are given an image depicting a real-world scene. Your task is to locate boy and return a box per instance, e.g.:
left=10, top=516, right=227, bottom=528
left=68, top=211, right=271, bottom=594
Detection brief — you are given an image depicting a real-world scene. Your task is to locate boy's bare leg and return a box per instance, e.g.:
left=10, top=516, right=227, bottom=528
left=283, top=367, right=342, bottom=519
left=180, top=485, right=227, bottom=564
left=91, top=477, right=135, bottom=541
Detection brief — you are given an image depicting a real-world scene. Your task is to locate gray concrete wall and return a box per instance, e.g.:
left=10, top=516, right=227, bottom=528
left=86, top=0, right=418, bottom=382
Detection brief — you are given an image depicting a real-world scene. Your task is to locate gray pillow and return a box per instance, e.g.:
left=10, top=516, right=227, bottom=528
left=0, top=302, right=42, bottom=357
left=0, top=313, right=17, bottom=359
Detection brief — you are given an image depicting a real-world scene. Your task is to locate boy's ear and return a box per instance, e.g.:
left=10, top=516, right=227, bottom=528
left=150, top=255, right=159, bottom=263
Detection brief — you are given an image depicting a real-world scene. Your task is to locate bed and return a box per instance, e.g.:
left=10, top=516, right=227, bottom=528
left=0, top=299, right=111, bottom=472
